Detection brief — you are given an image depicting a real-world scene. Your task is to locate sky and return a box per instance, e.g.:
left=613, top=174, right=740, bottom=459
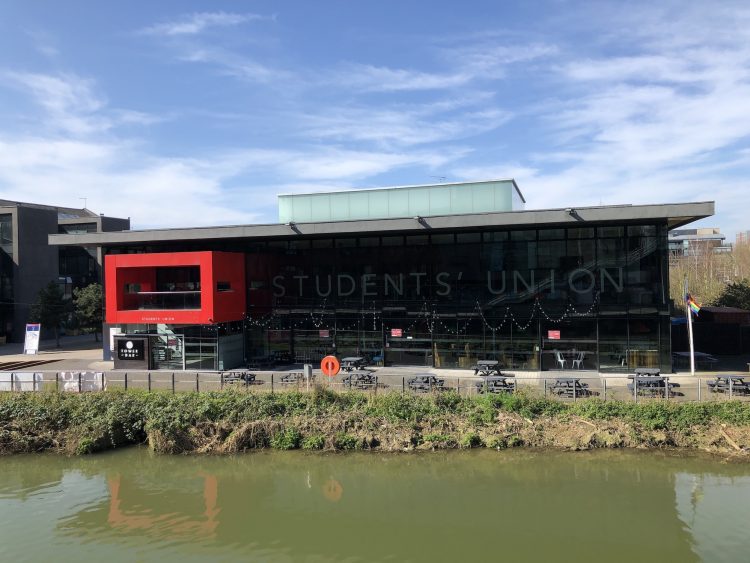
left=0, top=1, right=748, bottom=238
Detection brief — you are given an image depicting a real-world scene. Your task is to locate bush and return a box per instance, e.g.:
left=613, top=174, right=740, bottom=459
left=333, top=432, right=360, bottom=450
left=302, top=434, right=326, bottom=450
left=460, top=432, right=483, bottom=448
left=270, top=427, right=302, bottom=450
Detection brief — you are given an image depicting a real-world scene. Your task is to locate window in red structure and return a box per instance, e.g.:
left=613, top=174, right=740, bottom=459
left=105, top=251, right=245, bottom=325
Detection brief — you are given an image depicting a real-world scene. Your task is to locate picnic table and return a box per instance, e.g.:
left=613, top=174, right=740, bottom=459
left=627, top=375, right=681, bottom=397
left=707, top=375, right=750, bottom=395
left=549, top=377, right=596, bottom=398
left=340, top=357, right=368, bottom=372
left=407, top=374, right=446, bottom=393
left=473, top=360, right=502, bottom=377
left=280, top=370, right=316, bottom=384
left=475, top=376, right=515, bottom=394
left=633, top=367, right=661, bottom=377
left=342, top=370, right=378, bottom=389
left=222, top=371, right=256, bottom=385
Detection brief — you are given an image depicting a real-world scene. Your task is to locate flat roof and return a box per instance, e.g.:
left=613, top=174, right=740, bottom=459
left=278, top=178, right=527, bottom=203
left=49, top=201, right=714, bottom=247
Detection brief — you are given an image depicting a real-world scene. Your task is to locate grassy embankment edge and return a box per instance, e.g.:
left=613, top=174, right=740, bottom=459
left=2, top=387, right=750, bottom=457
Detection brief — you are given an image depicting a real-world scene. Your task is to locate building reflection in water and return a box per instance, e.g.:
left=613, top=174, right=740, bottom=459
left=107, top=471, right=220, bottom=539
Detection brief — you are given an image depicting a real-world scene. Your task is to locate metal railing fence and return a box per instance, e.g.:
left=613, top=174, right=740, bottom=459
left=1, top=370, right=750, bottom=403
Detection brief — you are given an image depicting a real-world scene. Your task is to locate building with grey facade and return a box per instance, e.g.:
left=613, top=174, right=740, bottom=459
left=0, top=199, right=129, bottom=342
left=50, top=179, right=713, bottom=373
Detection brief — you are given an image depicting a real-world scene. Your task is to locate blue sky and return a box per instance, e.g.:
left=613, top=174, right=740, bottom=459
left=1, top=1, right=748, bottom=238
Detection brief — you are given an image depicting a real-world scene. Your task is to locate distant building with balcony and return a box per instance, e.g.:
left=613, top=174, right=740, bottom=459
left=736, top=231, right=750, bottom=245
left=668, top=228, right=732, bottom=257
left=0, top=199, right=129, bottom=342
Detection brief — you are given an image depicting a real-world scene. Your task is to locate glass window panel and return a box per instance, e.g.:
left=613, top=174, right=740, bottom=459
left=483, top=231, right=508, bottom=242
left=456, top=232, right=481, bottom=244
left=510, top=230, right=536, bottom=241
left=431, top=233, right=455, bottom=244
left=568, top=227, right=594, bottom=239
left=359, top=237, right=380, bottom=247
left=382, top=236, right=403, bottom=247
left=335, top=238, right=356, bottom=247
left=406, top=235, right=429, bottom=245
left=627, top=225, right=657, bottom=236
left=538, top=228, right=565, bottom=240
left=597, top=226, right=624, bottom=238
left=311, top=239, right=333, bottom=249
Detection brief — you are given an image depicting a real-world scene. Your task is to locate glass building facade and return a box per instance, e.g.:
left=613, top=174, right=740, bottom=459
left=109, top=221, right=672, bottom=372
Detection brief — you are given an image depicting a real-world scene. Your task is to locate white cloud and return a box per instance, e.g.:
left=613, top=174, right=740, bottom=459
left=301, top=96, right=511, bottom=148
left=141, top=12, right=270, bottom=37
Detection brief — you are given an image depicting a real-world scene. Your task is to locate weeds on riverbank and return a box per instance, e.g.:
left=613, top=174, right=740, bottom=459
left=1, top=387, right=750, bottom=456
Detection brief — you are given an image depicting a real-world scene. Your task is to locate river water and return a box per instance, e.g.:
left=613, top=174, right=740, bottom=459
left=1, top=448, right=748, bottom=562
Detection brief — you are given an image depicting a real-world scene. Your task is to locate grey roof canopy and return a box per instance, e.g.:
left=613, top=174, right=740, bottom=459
left=49, top=201, right=714, bottom=247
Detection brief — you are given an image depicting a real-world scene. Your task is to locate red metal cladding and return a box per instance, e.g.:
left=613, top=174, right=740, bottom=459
left=105, top=251, right=246, bottom=324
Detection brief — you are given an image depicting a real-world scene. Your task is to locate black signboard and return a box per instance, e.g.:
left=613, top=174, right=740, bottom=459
left=117, top=338, right=145, bottom=361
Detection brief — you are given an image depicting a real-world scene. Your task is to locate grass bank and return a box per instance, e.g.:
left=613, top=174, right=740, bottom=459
left=1, top=388, right=750, bottom=457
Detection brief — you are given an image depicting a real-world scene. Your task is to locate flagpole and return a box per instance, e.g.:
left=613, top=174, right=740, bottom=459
left=685, top=277, right=695, bottom=376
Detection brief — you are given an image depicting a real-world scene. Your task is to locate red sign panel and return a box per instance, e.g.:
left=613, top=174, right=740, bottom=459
left=319, top=330, right=330, bottom=338
left=391, top=328, right=403, bottom=337
left=548, top=330, right=561, bottom=340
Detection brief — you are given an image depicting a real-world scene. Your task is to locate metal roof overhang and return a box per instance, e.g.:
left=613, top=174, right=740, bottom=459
left=49, top=201, right=714, bottom=248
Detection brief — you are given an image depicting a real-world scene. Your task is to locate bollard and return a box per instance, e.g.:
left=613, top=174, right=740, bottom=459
left=148, top=372, right=152, bottom=392
left=603, top=379, right=607, bottom=402
left=730, top=377, right=733, bottom=400
left=101, top=372, right=105, bottom=392
left=402, top=377, right=405, bottom=394
left=56, top=372, right=59, bottom=392
left=172, top=372, right=176, bottom=394
left=544, top=379, right=547, bottom=398
left=10, top=372, right=14, bottom=392
left=196, top=372, right=200, bottom=393
left=271, top=373, right=274, bottom=394
left=78, top=372, right=82, bottom=394
left=124, top=372, right=128, bottom=391
left=220, top=372, right=224, bottom=390
left=457, top=378, right=460, bottom=395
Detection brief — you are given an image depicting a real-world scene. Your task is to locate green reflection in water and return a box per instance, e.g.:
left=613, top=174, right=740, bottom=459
left=1, top=449, right=749, bottom=562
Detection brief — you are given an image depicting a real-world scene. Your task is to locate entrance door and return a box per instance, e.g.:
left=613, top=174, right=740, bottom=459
left=540, top=319, right=597, bottom=371
left=385, top=318, right=432, bottom=366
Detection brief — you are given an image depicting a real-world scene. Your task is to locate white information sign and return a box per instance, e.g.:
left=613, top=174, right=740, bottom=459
left=109, top=327, right=123, bottom=353
left=24, top=323, right=41, bottom=355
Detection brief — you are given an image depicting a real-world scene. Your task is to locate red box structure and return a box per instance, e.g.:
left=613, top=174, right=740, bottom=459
left=105, top=251, right=246, bottom=324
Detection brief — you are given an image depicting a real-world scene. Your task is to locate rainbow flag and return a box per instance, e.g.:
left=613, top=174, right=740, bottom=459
left=686, top=293, right=701, bottom=315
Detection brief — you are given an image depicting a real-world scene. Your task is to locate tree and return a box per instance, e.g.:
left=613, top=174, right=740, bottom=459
left=29, top=281, right=68, bottom=347
left=711, top=279, right=750, bottom=310
left=73, top=283, right=103, bottom=341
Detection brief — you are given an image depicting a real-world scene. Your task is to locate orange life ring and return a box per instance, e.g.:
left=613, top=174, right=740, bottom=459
left=321, top=355, right=340, bottom=377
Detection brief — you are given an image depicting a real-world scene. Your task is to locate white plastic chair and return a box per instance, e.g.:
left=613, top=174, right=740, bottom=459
left=554, top=351, right=567, bottom=370
left=572, top=352, right=584, bottom=370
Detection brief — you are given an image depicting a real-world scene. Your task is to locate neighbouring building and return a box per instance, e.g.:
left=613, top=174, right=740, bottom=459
left=49, top=180, right=713, bottom=372
left=0, top=199, right=129, bottom=342
left=668, top=227, right=732, bottom=256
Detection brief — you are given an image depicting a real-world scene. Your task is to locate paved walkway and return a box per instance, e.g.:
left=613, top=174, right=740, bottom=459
left=1, top=337, right=748, bottom=381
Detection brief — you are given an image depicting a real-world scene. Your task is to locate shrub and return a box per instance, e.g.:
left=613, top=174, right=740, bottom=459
left=270, top=427, right=302, bottom=450
left=460, top=432, right=483, bottom=448
left=333, top=432, right=360, bottom=450
left=302, top=434, right=326, bottom=450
